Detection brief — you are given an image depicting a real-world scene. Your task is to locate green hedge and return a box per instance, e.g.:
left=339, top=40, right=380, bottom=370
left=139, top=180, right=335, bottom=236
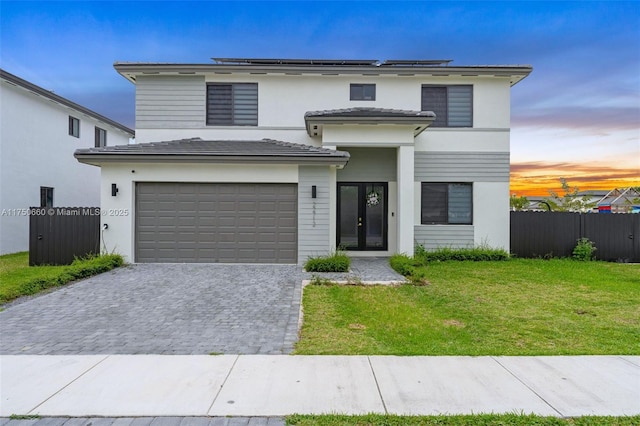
left=304, top=252, right=350, bottom=272
left=415, top=245, right=510, bottom=262
left=1, top=254, right=123, bottom=304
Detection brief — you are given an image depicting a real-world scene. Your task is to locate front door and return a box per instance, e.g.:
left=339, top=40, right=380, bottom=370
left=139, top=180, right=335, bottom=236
left=337, top=182, right=388, bottom=251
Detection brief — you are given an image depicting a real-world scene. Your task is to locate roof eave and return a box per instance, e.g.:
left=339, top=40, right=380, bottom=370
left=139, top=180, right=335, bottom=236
left=74, top=152, right=350, bottom=167
left=304, top=115, right=436, bottom=137
left=114, top=62, right=533, bottom=85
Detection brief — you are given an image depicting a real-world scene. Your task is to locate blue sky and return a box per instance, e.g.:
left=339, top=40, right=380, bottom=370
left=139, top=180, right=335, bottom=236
left=1, top=1, right=638, bottom=194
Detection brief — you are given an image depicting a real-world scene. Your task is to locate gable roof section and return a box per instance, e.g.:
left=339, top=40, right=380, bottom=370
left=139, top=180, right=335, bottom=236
left=304, top=107, right=436, bottom=137
left=74, top=138, right=350, bottom=166
left=1, top=69, right=134, bottom=136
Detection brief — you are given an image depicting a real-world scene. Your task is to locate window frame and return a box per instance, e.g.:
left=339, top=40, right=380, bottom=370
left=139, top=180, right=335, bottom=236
left=40, top=186, right=54, bottom=208
left=420, top=182, right=473, bottom=225
left=69, top=116, right=80, bottom=138
left=95, top=126, right=107, bottom=148
left=421, top=84, right=473, bottom=128
left=350, top=83, right=376, bottom=101
left=206, top=82, right=258, bottom=126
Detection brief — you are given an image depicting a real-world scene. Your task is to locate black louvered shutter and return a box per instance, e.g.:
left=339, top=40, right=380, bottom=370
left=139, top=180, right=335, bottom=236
left=421, top=86, right=448, bottom=127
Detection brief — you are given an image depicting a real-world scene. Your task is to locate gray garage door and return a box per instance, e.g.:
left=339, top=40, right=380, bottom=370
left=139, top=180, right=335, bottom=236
left=135, top=183, right=297, bottom=263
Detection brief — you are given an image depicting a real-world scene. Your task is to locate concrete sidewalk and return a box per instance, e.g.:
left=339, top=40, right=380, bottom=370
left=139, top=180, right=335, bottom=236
left=1, top=355, right=639, bottom=418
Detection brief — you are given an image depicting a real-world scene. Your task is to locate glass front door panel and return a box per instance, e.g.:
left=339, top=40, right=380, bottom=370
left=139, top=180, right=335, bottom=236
left=338, top=185, right=360, bottom=249
left=338, top=182, right=387, bottom=251
left=365, top=184, right=385, bottom=249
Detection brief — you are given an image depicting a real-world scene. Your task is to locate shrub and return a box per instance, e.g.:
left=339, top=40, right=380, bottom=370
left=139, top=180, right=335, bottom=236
left=415, top=245, right=510, bottom=262
left=389, top=254, right=429, bottom=285
left=573, top=238, right=597, bottom=261
left=389, top=254, right=418, bottom=276
left=304, top=251, right=350, bottom=272
left=0, top=254, right=124, bottom=304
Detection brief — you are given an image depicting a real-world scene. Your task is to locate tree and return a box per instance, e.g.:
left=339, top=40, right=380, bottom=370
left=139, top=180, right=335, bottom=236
left=543, top=178, right=597, bottom=212
left=510, top=194, right=530, bottom=211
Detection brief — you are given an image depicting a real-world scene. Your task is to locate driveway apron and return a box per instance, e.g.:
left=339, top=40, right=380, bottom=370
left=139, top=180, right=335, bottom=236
left=0, top=264, right=302, bottom=355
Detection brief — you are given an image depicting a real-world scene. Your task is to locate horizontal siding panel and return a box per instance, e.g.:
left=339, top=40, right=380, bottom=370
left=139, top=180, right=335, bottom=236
left=136, top=110, right=204, bottom=116
left=298, top=166, right=332, bottom=263
left=136, top=75, right=205, bottom=129
left=414, top=225, right=474, bottom=250
left=415, top=151, right=509, bottom=182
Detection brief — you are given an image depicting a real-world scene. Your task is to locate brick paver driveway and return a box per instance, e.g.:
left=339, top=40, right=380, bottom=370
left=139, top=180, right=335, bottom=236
left=0, top=264, right=302, bottom=355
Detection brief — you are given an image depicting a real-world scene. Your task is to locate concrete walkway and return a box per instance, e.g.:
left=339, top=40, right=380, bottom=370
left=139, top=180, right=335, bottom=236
left=2, top=355, right=638, bottom=418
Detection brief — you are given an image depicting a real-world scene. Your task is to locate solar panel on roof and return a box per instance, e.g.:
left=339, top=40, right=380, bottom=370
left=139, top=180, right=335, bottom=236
left=382, top=60, right=453, bottom=66
left=212, top=58, right=379, bottom=66
left=211, top=58, right=453, bottom=66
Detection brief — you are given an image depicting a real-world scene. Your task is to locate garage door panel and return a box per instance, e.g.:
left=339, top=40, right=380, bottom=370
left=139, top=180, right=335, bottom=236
left=136, top=182, right=297, bottom=263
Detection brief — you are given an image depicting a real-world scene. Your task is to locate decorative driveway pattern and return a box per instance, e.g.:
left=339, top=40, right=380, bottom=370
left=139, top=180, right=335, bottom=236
left=0, top=264, right=302, bottom=355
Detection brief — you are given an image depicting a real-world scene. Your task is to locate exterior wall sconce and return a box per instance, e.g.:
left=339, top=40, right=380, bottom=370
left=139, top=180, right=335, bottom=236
left=312, top=185, right=317, bottom=199
left=111, top=183, right=119, bottom=197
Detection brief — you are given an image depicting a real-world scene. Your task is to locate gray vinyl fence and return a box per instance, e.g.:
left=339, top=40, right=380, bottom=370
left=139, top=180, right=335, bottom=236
left=510, top=211, right=640, bottom=262
left=29, top=207, right=101, bottom=266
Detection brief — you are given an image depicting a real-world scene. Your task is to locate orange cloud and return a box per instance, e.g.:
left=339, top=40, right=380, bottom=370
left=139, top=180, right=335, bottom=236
left=510, top=161, right=640, bottom=196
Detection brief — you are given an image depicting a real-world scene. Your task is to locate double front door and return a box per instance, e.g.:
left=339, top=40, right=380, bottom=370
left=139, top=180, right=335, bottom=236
left=337, top=182, right=388, bottom=251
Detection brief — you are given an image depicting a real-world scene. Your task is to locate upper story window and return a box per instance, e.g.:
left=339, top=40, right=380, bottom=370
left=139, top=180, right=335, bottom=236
left=421, top=85, right=473, bottom=127
left=421, top=182, right=472, bottom=225
left=69, top=116, right=80, bottom=137
left=40, top=186, right=54, bottom=208
left=350, top=84, right=376, bottom=101
left=95, top=127, right=107, bottom=147
left=206, top=83, right=258, bottom=126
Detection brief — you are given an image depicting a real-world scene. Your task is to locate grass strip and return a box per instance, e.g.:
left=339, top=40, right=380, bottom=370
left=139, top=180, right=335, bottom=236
left=0, top=252, right=124, bottom=304
left=287, top=414, right=640, bottom=426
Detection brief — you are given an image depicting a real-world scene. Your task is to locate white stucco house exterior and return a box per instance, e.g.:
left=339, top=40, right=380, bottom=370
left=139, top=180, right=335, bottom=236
left=75, top=58, right=532, bottom=264
left=0, top=69, right=134, bottom=255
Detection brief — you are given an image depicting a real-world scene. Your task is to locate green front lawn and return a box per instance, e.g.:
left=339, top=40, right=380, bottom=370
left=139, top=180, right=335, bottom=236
left=295, top=259, right=640, bottom=355
left=0, top=252, right=124, bottom=304
left=287, top=414, right=640, bottom=426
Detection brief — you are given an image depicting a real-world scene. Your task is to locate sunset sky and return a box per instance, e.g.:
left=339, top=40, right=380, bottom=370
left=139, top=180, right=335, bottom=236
left=1, top=1, right=638, bottom=196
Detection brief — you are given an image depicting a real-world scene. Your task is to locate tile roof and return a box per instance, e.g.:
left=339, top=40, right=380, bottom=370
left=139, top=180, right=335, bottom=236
left=75, top=138, right=350, bottom=165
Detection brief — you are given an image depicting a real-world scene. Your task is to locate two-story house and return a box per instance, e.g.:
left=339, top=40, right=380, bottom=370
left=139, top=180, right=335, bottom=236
left=75, top=58, right=532, bottom=264
left=0, top=69, right=135, bottom=255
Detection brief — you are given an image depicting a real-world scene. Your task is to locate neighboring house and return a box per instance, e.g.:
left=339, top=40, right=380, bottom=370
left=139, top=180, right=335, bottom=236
left=75, top=58, right=532, bottom=264
left=0, top=69, right=134, bottom=255
left=597, top=188, right=640, bottom=213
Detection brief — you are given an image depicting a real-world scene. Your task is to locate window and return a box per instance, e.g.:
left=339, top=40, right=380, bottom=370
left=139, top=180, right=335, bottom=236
left=206, top=83, right=258, bottom=126
left=350, top=84, right=376, bottom=101
left=421, top=183, right=472, bottom=225
left=69, top=116, right=80, bottom=137
left=40, top=187, right=54, bottom=208
left=95, top=127, right=107, bottom=147
left=421, top=85, right=472, bottom=127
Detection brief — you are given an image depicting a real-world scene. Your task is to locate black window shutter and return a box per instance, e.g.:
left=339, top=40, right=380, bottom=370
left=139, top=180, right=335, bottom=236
left=421, top=86, right=448, bottom=127
left=421, top=183, right=448, bottom=224
left=207, top=84, right=233, bottom=125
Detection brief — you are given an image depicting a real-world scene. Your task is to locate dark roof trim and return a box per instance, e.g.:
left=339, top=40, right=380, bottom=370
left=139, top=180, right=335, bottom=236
left=212, top=58, right=380, bottom=66
left=75, top=138, right=350, bottom=167
left=211, top=58, right=455, bottom=67
left=304, top=108, right=436, bottom=137
left=114, top=62, right=533, bottom=86
left=1, top=69, right=134, bottom=136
